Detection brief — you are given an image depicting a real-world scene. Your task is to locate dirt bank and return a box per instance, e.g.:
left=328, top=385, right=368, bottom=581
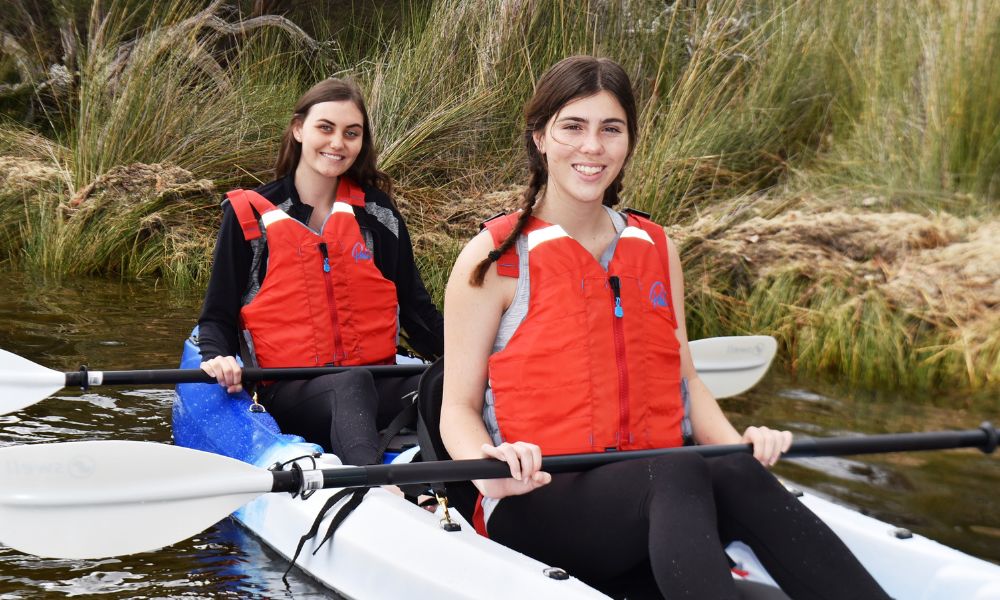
left=669, top=210, right=998, bottom=347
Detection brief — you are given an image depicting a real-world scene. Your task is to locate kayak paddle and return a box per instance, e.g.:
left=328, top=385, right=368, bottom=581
left=0, top=349, right=428, bottom=416
left=0, top=424, right=994, bottom=559
left=0, top=335, right=778, bottom=416
left=688, top=335, right=777, bottom=399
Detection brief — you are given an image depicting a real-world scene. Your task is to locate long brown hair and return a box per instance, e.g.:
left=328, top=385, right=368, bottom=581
left=470, top=55, right=639, bottom=285
left=274, top=78, right=392, bottom=196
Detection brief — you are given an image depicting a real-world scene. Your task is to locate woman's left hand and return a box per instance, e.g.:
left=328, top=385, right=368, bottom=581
left=741, top=426, right=793, bottom=467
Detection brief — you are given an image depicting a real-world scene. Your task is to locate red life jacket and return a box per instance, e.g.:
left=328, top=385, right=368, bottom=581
left=226, top=177, right=398, bottom=368
left=483, top=210, right=684, bottom=455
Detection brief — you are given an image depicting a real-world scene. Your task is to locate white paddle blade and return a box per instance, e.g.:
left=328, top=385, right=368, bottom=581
left=0, top=349, right=66, bottom=415
left=690, top=336, right=778, bottom=398
left=0, top=440, right=273, bottom=559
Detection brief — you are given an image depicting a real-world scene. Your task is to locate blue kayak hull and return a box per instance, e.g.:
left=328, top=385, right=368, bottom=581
left=172, top=328, right=322, bottom=466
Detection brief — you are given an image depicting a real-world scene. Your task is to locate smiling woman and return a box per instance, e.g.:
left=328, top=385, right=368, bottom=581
left=439, top=55, right=892, bottom=600
left=196, top=78, right=444, bottom=468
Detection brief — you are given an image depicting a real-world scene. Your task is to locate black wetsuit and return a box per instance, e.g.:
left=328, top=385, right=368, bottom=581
left=198, top=176, right=442, bottom=464
left=451, top=452, right=891, bottom=600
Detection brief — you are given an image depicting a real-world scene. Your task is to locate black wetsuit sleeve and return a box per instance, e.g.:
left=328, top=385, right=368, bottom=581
left=197, top=203, right=251, bottom=361
left=394, top=215, right=445, bottom=360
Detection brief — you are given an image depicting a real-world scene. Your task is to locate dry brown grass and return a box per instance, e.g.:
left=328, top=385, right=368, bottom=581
left=0, top=156, right=67, bottom=192
left=670, top=201, right=999, bottom=389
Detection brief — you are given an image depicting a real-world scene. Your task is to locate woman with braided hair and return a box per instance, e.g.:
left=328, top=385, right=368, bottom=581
left=440, top=56, right=889, bottom=599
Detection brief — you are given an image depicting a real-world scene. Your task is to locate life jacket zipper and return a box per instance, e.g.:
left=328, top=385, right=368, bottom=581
left=318, top=242, right=346, bottom=363
left=608, top=275, right=630, bottom=449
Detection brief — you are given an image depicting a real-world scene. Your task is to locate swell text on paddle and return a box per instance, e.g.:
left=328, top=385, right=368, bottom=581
left=4, top=456, right=96, bottom=479
left=727, top=344, right=765, bottom=356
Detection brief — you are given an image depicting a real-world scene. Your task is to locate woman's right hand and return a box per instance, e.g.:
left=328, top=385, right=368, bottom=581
left=200, top=355, right=243, bottom=394
left=474, top=441, right=552, bottom=499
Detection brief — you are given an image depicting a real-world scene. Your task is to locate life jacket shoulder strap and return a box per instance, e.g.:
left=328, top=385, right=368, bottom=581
left=623, top=208, right=670, bottom=278
left=225, top=189, right=278, bottom=241
left=480, top=212, right=521, bottom=278
left=624, top=208, right=678, bottom=324
left=339, top=177, right=367, bottom=207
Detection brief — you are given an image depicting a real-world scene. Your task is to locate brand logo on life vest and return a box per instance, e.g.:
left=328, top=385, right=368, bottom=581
left=351, top=242, right=373, bottom=262
left=649, top=281, right=669, bottom=308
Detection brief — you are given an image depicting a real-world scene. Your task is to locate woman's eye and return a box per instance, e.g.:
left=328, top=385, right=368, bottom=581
left=319, top=125, right=333, bottom=132
left=603, top=126, right=623, bottom=135
left=345, top=129, right=361, bottom=138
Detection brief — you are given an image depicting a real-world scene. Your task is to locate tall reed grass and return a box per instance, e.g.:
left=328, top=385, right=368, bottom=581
left=69, top=1, right=315, bottom=187
left=805, top=0, right=1000, bottom=210
left=1, top=0, right=997, bottom=390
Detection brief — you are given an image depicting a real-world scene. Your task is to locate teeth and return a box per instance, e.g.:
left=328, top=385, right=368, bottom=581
left=320, top=153, right=343, bottom=160
left=573, top=164, right=603, bottom=176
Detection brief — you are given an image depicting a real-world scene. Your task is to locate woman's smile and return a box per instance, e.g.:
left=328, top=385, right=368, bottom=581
left=571, top=162, right=607, bottom=178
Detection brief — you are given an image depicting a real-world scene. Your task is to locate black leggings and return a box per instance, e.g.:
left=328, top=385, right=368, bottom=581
left=258, top=370, right=419, bottom=465
left=479, top=452, right=891, bottom=600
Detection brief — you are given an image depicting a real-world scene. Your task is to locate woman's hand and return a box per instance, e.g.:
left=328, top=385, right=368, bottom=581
left=741, top=426, right=793, bottom=466
left=474, top=441, right=552, bottom=499
left=200, top=355, right=243, bottom=394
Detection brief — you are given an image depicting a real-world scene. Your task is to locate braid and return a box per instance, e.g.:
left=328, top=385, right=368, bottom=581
left=470, top=169, right=544, bottom=286
left=603, top=166, right=626, bottom=207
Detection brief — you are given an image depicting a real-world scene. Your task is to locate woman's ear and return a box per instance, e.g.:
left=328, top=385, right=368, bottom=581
left=532, top=130, right=545, bottom=155
left=292, top=120, right=303, bottom=143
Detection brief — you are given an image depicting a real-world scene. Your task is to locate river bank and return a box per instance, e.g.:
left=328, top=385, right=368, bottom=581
left=1, top=156, right=997, bottom=392
left=2, top=0, right=997, bottom=393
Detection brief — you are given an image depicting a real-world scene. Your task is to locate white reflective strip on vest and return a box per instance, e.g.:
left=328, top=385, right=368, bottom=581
left=620, top=226, right=654, bottom=244
left=332, top=202, right=355, bottom=214
left=261, top=209, right=290, bottom=228
left=526, top=224, right=569, bottom=251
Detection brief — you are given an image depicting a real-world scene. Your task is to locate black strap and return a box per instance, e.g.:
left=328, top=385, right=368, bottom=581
left=284, top=488, right=354, bottom=580
left=479, top=211, right=507, bottom=230
left=313, top=487, right=369, bottom=553
left=283, top=486, right=370, bottom=582
left=622, top=206, right=651, bottom=219
left=282, top=397, right=421, bottom=583
left=416, top=405, right=448, bottom=499
left=378, top=396, right=434, bottom=501
left=374, top=397, right=418, bottom=464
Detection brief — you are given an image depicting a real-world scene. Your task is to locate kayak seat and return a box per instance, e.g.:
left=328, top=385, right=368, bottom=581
left=383, top=432, right=418, bottom=456
left=415, top=357, right=450, bottom=462
left=414, top=358, right=479, bottom=517
left=735, top=580, right=792, bottom=600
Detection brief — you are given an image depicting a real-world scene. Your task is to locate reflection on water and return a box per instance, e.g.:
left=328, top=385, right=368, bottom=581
left=727, top=378, right=1000, bottom=563
left=0, top=270, right=997, bottom=597
left=0, top=517, right=334, bottom=598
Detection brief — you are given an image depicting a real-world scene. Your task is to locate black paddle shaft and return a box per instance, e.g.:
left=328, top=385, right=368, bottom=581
left=63, top=364, right=428, bottom=387
left=269, top=423, right=998, bottom=493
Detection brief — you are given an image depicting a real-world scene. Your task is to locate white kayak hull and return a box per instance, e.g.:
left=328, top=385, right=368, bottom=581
left=173, top=332, right=1000, bottom=599
left=236, top=444, right=607, bottom=599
